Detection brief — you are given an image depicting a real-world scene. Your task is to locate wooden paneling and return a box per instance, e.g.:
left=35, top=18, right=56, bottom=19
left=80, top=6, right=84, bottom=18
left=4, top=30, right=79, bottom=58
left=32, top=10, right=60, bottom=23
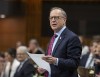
left=0, top=18, right=26, bottom=51
left=25, top=0, right=50, bottom=50
left=25, top=0, right=51, bottom=50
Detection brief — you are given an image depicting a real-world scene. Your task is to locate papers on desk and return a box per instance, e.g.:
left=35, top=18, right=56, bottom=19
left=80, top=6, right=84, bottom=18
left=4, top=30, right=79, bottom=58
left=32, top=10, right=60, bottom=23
left=26, top=52, right=51, bottom=74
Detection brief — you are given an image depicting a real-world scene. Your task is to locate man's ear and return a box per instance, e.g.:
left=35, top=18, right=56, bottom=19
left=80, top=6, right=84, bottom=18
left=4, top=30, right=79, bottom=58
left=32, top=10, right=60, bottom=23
left=63, top=17, right=66, bottom=21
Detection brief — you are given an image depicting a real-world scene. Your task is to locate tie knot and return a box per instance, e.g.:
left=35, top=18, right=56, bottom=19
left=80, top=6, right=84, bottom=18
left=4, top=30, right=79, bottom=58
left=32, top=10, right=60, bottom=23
left=53, top=34, right=58, bottom=38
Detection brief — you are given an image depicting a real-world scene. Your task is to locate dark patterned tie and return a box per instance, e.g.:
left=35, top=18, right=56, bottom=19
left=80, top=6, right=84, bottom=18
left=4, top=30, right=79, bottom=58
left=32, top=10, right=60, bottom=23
left=48, top=34, right=57, bottom=55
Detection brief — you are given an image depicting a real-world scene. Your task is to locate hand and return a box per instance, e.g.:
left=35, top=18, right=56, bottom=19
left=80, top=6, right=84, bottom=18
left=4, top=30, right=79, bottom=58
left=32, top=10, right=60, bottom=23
left=42, top=55, right=57, bottom=64
left=37, top=67, right=46, bottom=74
left=94, top=59, right=100, bottom=64
left=95, top=74, right=100, bottom=77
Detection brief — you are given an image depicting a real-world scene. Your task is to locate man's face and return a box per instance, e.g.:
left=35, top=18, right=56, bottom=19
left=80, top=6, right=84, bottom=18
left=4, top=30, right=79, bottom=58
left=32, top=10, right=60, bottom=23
left=49, top=9, right=66, bottom=32
left=90, top=42, right=98, bottom=56
left=0, top=56, right=5, bottom=71
left=91, top=42, right=98, bottom=52
left=95, top=44, right=100, bottom=57
left=0, top=57, right=5, bottom=63
left=17, top=51, right=27, bottom=62
left=4, top=52, right=12, bottom=62
left=29, top=41, right=36, bottom=50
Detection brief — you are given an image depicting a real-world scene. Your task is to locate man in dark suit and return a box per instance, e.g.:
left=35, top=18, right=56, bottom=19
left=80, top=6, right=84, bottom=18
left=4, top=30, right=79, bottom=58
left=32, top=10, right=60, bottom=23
left=94, top=43, right=100, bottom=75
left=80, top=40, right=98, bottom=68
left=38, top=7, right=82, bottom=77
left=14, top=46, right=35, bottom=77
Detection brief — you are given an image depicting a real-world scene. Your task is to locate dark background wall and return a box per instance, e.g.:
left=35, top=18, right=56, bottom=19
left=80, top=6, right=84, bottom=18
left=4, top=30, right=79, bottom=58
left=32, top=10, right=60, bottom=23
left=42, top=1, right=100, bottom=36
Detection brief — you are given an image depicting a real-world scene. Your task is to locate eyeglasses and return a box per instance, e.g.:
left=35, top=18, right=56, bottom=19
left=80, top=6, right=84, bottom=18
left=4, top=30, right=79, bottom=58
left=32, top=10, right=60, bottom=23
left=49, top=16, right=64, bottom=20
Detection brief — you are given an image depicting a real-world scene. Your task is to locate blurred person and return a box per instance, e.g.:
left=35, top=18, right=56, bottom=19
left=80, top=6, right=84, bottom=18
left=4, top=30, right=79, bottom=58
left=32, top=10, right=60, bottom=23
left=28, top=39, right=45, bottom=77
left=96, top=75, right=100, bottom=77
left=79, top=36, right=89, bottom=56
left=28, top=39, right=44, bottom=54
left=94, top=43, right=100, bottom=75
left=4, top=48, right=20, bottom=77
left=0, top=52, right=5, bottom=77
left=14, top=46, right=35, bottom=77
left=16, top=41, right=24, bottom=48
left=38, top=7, right=82, bottom=77
left=80, top=40, right=98, bottom=68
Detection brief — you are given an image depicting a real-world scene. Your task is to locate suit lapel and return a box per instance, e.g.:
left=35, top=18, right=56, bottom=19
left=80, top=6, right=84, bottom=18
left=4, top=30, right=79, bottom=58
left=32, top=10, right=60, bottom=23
left=52, top=35, right=65, bottom=56
left=52, top=28, right=67, bottom=56
left=17, top=59, right=28, bottom=72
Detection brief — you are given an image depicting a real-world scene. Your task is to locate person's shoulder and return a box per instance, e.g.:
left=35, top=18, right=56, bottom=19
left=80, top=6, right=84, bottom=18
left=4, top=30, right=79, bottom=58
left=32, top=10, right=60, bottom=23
left=64, top=27, right=78, bottom=38
left=24, top=59, right=34, bottom=69
left=27, top=59, right=35, bottom=66
left=14, top=59, right=20, bottom=64
left=12, top=59, right=20, bottom=68
left=35, top=49, right=43, bottom=54
left=23, top=60, right=35, bottom=75
left=82, top=52, right=90, bottom=58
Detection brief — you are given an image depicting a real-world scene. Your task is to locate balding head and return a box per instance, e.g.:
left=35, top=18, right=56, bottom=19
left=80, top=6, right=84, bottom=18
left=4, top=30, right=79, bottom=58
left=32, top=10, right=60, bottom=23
left=17, top=46, right=28, bottom=62
left=50, top=7, right=67, bottom=19
left=17, top=46, right=28, bottom=53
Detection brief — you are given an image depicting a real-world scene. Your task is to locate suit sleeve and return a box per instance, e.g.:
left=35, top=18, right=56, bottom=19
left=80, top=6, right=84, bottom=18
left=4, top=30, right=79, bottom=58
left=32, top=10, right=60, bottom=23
left=58, top=36, right=82, bottom=70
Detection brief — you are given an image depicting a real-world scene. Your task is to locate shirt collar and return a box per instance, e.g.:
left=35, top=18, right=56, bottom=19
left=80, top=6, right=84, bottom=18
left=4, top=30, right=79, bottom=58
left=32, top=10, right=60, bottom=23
left=20, top=58, right=28, bottom=65
left=55, top=26, right=66, bottom=37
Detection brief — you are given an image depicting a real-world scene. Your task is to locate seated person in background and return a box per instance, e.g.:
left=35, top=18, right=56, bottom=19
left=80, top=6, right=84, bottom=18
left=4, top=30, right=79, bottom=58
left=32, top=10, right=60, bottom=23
left=0, top=52, right=5, bottom=77
left=28, top=39, right=44, bottom=54
left=4, top=48, right=20, bottom=77
left=96, top=75, right=100, bottom=77
left=94, top=42, right=100, bottom=75
left=16, top=41, right=24, bottom=48
left=14, top=46, right=36, bottom=77
left=79, top=36, right=89, bottom=56
left=28, top=39, right=44, bottom=76
left=80, top=40, right=98, bottom=68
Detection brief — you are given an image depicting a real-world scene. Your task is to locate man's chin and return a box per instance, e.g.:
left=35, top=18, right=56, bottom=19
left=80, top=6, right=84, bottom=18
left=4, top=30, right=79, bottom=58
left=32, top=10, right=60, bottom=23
left=51, top=27, right=57, bottom=31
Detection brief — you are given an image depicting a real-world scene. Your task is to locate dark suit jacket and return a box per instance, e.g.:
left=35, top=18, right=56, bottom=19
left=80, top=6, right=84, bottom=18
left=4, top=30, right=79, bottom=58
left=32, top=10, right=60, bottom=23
left=46, top=27, right=82, bottom=77
left=80, top=52, right=90, bottom=67
left=80, top=53, right=100, bottom=75
left=14, top=59, right=35, bottom=77
left=94, top=56, right=100, bottom=74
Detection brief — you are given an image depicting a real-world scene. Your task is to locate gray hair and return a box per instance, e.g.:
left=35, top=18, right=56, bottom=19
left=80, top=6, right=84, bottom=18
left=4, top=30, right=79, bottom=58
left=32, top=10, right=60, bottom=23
left=50, top=7, right=67, bottom=18
left=17, top=46, right=28, bottom=53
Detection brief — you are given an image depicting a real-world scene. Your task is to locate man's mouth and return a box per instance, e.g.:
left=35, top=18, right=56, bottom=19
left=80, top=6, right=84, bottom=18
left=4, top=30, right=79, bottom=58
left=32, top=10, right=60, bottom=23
left=52, top=24, right=57, bottom=26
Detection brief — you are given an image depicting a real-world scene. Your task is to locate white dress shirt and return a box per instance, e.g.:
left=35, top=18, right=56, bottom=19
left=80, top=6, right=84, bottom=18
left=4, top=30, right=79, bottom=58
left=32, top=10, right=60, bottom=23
left=52, top=26, right=66, bottom=53
left=10, top=59, right=20, bottom=77
left=85, top=53, right=94, bottom=68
